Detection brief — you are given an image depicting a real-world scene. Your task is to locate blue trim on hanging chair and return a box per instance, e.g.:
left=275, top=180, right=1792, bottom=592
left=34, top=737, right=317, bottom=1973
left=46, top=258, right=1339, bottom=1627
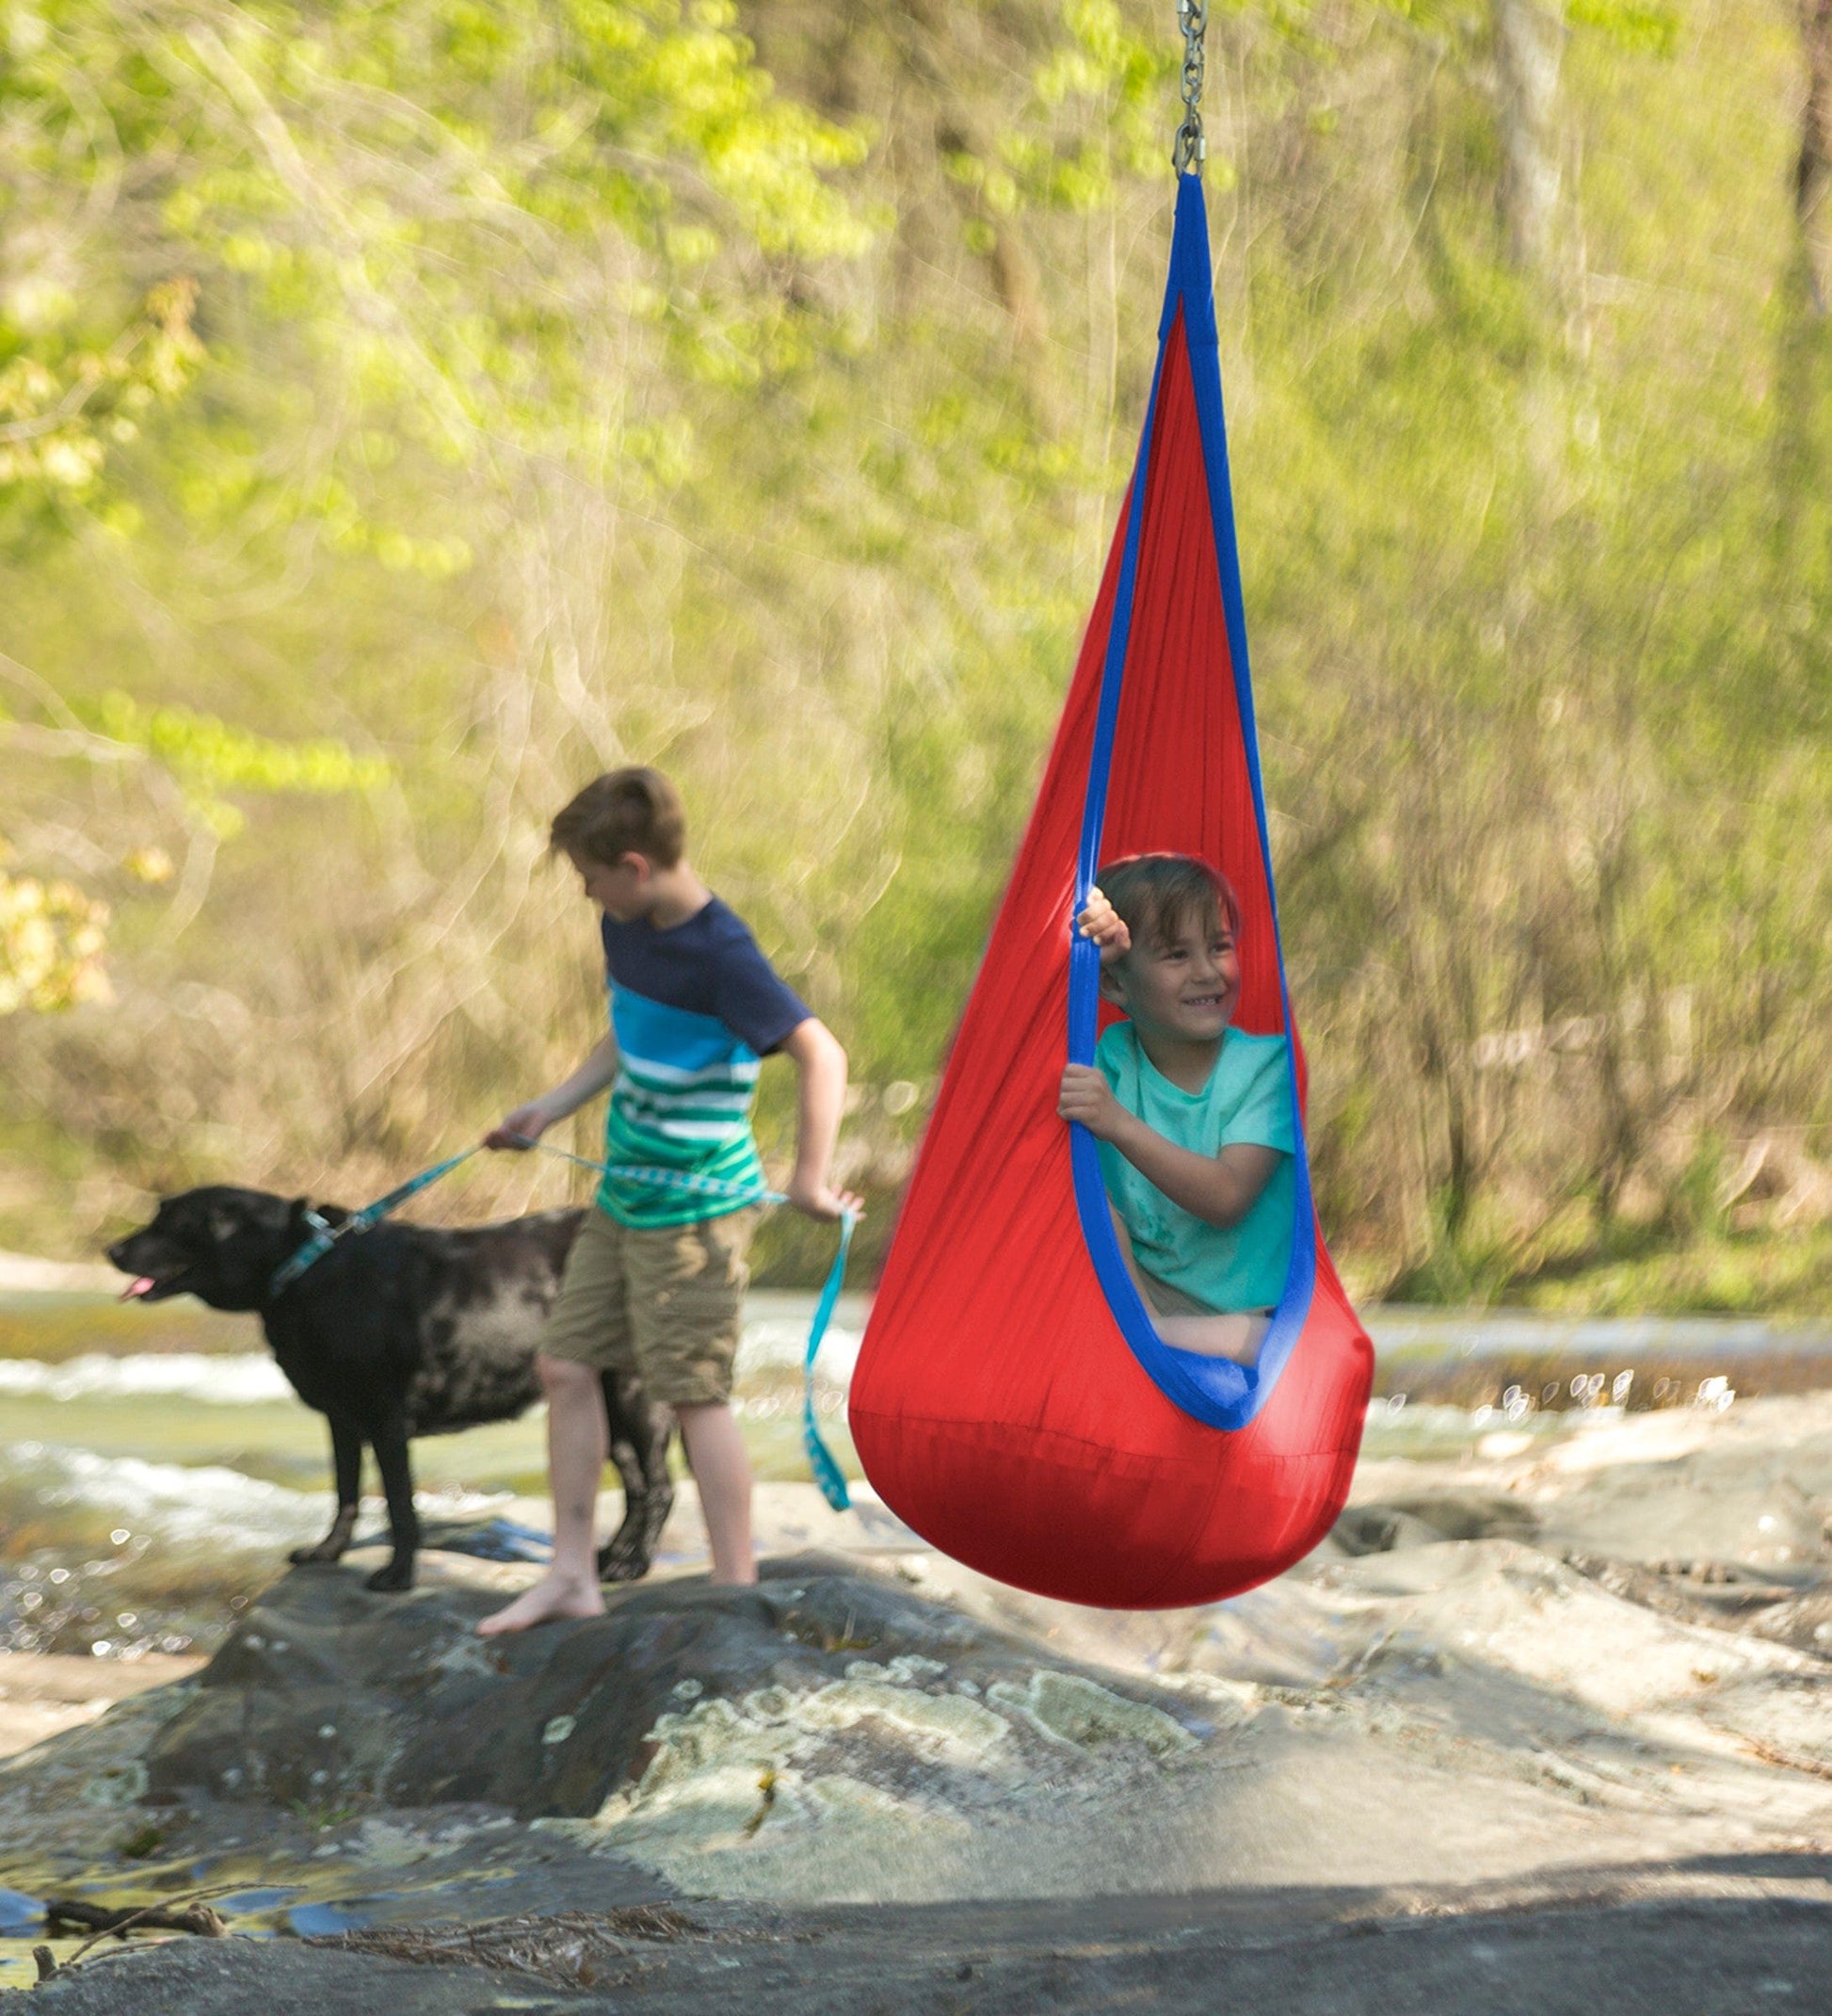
left=1067, top=173, right=1316, bottom=1435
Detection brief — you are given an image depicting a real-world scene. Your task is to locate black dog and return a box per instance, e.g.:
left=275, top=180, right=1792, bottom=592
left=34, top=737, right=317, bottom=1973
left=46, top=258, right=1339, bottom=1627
left=107, top=1186, right=674, bottom=1592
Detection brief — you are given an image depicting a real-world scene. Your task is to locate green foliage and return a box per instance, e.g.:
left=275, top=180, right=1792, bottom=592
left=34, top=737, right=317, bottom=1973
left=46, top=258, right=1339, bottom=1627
left=83, top=693, right=389, bottom=839
left=1375, top=0, right=1679, bottom=54
left=0, top=0, right=1825, bottom=1309
left=1564, top=0, right=1679, bottom=57
left=0, top=280, right=203, bottom=506
left=1004, top=0, right=1176, bottom=208
left=1508, top=1224, right=1832, bottom=1316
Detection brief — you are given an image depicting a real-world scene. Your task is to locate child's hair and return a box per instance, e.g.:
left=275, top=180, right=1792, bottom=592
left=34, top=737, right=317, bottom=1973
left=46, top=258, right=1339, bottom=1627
left=1097, top=853, right=1242, bottom=954
left=551, top=767, right=686, bottom=868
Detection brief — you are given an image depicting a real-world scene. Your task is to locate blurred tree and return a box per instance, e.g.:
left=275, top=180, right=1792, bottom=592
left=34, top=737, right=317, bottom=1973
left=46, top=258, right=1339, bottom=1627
left=1801, top=0, right=1832, bottom=309
left=1491, top=0, right=1564, bottom=270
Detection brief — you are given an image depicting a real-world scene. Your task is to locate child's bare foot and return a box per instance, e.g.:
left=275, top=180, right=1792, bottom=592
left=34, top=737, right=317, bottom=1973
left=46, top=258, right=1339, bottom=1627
left=475, top=1572, right=605, bottom=1637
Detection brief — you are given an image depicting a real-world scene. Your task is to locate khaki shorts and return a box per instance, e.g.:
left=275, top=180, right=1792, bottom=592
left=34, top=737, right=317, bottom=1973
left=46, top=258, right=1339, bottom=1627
left=541, top=1203, right=759, bottom=1408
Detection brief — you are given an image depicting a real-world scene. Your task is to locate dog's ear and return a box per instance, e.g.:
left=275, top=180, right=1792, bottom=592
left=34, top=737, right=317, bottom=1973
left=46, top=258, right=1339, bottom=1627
left=286, top=1195, right=351, bottom=1231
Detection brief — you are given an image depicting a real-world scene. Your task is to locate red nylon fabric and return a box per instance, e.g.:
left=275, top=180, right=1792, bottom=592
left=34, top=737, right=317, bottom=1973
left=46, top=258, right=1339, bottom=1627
left=849, top=311, right=1373, bottom=1609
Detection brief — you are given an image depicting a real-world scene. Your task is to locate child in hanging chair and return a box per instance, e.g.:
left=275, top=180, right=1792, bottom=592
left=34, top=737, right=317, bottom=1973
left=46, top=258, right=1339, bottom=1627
left=1058, top=853, right=1295, bottom=1365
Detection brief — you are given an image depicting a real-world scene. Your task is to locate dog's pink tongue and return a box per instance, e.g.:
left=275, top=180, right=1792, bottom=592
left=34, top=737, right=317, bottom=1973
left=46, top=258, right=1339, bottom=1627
left=119, top=1277, right=155, bottom=1301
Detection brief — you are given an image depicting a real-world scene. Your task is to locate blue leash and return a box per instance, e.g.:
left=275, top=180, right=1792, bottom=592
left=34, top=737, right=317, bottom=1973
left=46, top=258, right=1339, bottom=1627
left=268, top=1146, right=484, bottom=1296
left=268, top=1139, right=856, bottom=1512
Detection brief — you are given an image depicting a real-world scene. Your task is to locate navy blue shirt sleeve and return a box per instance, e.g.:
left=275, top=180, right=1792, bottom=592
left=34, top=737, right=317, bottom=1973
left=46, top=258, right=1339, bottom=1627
left=715, top=915, right=812, bottom=1056
left=599, top=898, right=812, bottom=1054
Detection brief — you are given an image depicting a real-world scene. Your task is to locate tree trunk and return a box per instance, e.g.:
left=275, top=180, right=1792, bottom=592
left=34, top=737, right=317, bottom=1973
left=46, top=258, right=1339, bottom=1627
left=1491, top=0, right=1565, bottom=272
left=1800, top=0, right=1832, bottom=310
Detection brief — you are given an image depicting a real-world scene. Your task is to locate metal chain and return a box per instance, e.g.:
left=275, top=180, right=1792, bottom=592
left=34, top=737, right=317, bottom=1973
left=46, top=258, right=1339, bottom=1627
left=1172, top=0, right=1207, bottom=174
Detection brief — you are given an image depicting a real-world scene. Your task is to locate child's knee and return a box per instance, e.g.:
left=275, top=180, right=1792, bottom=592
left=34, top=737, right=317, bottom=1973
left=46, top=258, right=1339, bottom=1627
left=537, top=1351, right=603, bottom=1400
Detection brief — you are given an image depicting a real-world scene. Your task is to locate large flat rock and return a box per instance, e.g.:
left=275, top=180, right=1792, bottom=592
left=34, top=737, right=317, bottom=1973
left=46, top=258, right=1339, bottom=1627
left=142, top=1551, right=1209, bottom=1829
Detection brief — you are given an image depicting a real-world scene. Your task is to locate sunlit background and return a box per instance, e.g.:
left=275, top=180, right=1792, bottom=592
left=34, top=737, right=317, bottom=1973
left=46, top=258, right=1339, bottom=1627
left=2, top=0, right=1826, bottom=1309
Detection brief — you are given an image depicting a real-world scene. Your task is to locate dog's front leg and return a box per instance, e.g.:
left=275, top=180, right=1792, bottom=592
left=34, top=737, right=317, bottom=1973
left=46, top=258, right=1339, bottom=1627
left=363, top=1409, right=419, bottom=1593
left=596, top=1372, right=674, bottom=1583
left=289, top=1415, right=363, bottom=1565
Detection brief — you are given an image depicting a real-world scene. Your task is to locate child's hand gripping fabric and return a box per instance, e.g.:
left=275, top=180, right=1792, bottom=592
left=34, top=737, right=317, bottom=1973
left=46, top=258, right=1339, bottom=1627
left=1075, top=885, right=1131, bottom=960
left=1059, top=885, right=1133, bottom=1140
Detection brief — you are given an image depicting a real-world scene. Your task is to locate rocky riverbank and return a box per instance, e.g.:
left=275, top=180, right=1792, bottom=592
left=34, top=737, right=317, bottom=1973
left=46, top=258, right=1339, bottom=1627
left=4, top=1392, right=1830, bottom=2008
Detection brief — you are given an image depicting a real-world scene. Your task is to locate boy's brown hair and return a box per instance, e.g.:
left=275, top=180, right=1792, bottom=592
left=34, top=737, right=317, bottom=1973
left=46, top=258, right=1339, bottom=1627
left=1097, top=853, right=1242, bottom=956
left=551, top=767, right=686, bottom=868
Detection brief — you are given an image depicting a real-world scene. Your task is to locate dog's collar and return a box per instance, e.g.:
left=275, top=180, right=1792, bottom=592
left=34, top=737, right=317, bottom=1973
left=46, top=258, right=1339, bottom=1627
left=268, top=1206, right=345, bottom=1298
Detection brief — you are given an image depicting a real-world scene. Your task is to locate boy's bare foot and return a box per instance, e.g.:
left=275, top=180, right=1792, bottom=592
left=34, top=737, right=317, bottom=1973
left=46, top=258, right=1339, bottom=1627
left=475, top=1572, right=605, bottom=1637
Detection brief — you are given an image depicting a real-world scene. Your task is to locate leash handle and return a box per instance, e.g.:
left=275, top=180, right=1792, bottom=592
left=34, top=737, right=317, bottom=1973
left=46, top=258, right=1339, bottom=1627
left=800, top=1209, right=856, bottom=1512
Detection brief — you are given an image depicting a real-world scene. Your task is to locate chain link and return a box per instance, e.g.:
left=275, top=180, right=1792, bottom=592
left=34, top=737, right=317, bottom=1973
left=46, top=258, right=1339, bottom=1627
left=1172, top=0, right=1207, bottom=174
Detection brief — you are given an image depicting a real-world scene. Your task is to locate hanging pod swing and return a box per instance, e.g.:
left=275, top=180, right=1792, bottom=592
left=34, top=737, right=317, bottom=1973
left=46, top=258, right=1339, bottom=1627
left=848, top=86, right=1374, bottom=1608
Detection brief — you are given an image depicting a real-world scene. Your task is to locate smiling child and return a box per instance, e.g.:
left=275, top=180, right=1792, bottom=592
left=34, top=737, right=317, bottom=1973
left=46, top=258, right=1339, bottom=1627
left=1056, top=853, right=1294, bottom=1365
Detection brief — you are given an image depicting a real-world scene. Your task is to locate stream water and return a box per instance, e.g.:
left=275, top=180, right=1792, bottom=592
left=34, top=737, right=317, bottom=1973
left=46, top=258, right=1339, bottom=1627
left=2, top=1286, right=1826, bottom=1662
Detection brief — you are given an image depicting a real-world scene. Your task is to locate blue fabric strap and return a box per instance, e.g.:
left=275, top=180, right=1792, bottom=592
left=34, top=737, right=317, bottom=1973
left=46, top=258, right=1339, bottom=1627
left=345, top=1146, right=484, bottom=1232
left=799, top=1207, right=855, bottom=1512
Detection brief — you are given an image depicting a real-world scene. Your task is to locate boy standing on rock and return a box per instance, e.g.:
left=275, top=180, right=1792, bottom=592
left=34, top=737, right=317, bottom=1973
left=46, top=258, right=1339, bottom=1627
left=477, top=767, right=856, bottom=1636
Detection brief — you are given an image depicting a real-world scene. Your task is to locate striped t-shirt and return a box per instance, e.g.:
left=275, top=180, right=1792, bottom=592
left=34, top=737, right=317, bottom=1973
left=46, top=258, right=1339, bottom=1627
left=596, top=898, right=810, bottom=1229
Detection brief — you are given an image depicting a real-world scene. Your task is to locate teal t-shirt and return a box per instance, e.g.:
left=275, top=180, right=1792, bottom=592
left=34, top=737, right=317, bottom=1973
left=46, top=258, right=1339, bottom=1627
left=1094, top=1022, right=1296, bottom=1314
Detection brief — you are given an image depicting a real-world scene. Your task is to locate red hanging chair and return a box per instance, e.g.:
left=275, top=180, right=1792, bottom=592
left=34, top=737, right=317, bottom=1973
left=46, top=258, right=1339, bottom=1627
left=848, top=175, right=1373, bottom=1609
